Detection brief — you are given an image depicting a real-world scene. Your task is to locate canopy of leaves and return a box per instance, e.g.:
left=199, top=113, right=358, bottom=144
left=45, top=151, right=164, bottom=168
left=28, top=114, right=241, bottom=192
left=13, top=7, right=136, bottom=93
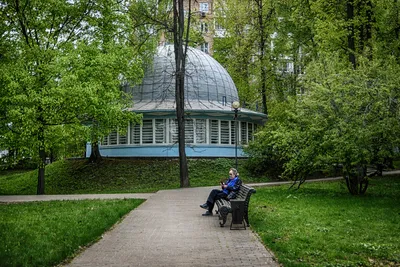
left=244, top=0, right=400, bottom=190
left=248, top=55, right=400, bottom=179
left=0, top=0, right=147, bottom=164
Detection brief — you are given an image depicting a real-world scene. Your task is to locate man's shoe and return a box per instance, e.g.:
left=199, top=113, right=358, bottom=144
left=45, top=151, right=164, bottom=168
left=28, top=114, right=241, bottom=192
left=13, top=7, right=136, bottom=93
left=202, top=210, right=213, bottom=216
left=200, top=203, right=209, bottom=209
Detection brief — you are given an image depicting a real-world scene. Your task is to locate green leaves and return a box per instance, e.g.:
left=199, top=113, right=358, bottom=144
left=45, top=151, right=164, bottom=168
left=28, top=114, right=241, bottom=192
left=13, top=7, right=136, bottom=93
left=1, top=0, right=147, bottom=190
left=249, top=54, right=400, bottom=185
left=241, top=0, right=400, bottom=191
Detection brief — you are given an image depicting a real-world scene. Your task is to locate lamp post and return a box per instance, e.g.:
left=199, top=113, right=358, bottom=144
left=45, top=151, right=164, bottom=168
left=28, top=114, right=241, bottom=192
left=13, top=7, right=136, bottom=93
left=232, top=101, right=240, bottom=170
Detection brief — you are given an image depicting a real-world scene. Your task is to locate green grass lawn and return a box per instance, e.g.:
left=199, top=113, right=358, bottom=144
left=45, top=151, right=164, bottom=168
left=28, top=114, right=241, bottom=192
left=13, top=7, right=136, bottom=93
left=0, top=199, right=144, bottom=267
left=0, top=158, right=269, bottom=195
left=250, top=176, right=400, bottom=266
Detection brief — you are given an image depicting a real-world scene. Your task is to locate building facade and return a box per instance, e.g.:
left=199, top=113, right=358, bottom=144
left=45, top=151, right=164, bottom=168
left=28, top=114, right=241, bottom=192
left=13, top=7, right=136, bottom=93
left=86, top=45, right=266, bottom=158
left=158, top=0, right=216, bottom=55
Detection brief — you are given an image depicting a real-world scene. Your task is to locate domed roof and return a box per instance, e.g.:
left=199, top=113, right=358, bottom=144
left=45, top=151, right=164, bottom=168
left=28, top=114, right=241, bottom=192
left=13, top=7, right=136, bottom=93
left=127, top=45, right=239, bottom=111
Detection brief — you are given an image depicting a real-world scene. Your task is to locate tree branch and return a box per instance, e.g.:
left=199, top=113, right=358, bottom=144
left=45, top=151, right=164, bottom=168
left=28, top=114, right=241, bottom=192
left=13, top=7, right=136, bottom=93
left=15, top=0, right=31, bottom=47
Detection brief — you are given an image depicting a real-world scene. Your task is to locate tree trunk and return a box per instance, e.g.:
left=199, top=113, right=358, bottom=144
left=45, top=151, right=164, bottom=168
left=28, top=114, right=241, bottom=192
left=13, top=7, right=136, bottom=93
left=256, top=0, right=268, bottom=116
left=344, top=165, right=369, bottom=195
left=49, top=148, right=55, bottom=163
left=173, top=0, right=189, bottom=187
left=354, top=0, right=373, bottom=60
left=261, top=66, right=268, bottom=116
left=37, top=127, right=45, bottom=195
left=88, top=141, right=102, bottom=163
left=177, top=85, right=189, bottom=187
left=347, top=0, right=356, bottom=69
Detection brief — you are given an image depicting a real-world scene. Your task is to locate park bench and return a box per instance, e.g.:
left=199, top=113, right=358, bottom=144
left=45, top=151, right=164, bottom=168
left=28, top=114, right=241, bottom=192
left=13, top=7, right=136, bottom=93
left=215, top=184, right=256, bottom=229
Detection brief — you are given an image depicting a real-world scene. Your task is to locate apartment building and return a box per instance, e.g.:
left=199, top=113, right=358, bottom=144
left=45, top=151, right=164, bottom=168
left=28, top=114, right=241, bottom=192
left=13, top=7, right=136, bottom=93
left=185, top=0, right=214, bottom=55
left=158, top=0, right=217, bottom=56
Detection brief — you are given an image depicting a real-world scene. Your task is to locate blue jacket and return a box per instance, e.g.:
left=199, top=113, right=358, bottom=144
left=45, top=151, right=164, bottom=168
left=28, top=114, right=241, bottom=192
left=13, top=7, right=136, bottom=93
left=223, top=176, right=241, bottom=195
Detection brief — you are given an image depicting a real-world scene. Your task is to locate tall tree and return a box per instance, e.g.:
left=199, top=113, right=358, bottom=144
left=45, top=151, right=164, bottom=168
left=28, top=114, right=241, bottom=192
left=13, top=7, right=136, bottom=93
left=253, top=0, right=276, bottom=115
left=1, top=0, right=143, bottom=194
left=173, top=0, right=190, bottom=187
left=131, top=0, right=192, bottom=187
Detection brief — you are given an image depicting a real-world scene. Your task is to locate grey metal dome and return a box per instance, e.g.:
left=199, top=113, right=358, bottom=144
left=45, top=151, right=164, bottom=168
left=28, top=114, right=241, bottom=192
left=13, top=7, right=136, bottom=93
left=126, top=45, right=239, bottom=111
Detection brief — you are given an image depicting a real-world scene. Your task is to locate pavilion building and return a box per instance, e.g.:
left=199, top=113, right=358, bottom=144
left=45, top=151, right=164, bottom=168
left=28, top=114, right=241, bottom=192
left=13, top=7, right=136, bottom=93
left=86, top=45, right=266, bottom=158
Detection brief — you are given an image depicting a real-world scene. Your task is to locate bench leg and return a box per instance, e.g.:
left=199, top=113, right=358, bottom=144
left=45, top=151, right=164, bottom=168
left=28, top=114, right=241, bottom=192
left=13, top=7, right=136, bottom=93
left=219, top=214, right=227, bottom=227
left=230, top=219, right=246, bottom=230
left=244, top=212, right=250, bottom=227
left=218, top=206, right=230, bottom=227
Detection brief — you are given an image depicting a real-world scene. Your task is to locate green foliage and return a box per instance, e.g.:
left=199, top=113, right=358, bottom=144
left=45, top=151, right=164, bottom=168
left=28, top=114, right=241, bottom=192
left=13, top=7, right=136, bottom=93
left=214, top=0, right=273, bottom=110
left=248, top=54, right=400, bottom=187
left=0, top=0, right=145, bottom=167
left=0, top=158, right=270, bottom=195
left=244, top=100, right=292, bottom=179
left=0, top=199, right=144, bottom=267
left=243, top=0, right=400, bottom=193
left=214, top=0, right=314, bottom=110
left=250, top=176, right=400, bottom=266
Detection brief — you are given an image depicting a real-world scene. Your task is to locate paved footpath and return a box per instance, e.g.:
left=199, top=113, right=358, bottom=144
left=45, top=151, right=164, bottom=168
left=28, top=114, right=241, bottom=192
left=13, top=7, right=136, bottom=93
left=60, top=186, right=279, bottom=267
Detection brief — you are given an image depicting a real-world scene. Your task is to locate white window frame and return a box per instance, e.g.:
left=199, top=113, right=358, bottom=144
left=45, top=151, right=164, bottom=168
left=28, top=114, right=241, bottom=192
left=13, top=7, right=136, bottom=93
left=194, top=119, right=207, bottom=144
left=230, top=121, right=236, bottom=145
left=185, top=119, right=194, bottom=144
left=118, top=126, right=128, bottom=145
left=241, top=121, right=248, bottom=145
left=199, top=2, right=209, bottom=12
left=220, top=120, right=230, bottom=144
left=142, top=119, right=153, bottom=144
left=109, top=131, right=118, bottom=145
left=248, top=123, right=253, bottom=142
left=130, top=122, right=141, bottom=145
left=103, top=118, right=258, bottom=147
left=201, top=22, right=208, bottom=33
left=206, top=119, right=210, bottom=144
left=169, top=119, right=178, bottom=144
left=102, top=135, right=109, bottom=146
left=155, top=119, right=166, bottom=144
left=210, top=119, right=219, bottom=144
left=201, top=42, right=209, bottom=54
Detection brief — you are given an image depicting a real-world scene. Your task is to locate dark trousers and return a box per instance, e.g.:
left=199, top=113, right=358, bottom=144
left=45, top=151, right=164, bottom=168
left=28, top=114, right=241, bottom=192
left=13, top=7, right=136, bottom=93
left=206, top=189, right=227, bottom=212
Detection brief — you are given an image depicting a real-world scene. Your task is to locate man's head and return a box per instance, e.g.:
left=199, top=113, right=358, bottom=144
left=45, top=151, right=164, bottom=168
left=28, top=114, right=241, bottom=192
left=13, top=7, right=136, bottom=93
left=229, top=168, right=238, bottom=179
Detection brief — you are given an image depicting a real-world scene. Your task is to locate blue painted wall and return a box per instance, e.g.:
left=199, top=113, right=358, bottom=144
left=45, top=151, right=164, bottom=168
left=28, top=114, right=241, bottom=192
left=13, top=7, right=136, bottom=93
left=85, top=143, right=246, bottom=158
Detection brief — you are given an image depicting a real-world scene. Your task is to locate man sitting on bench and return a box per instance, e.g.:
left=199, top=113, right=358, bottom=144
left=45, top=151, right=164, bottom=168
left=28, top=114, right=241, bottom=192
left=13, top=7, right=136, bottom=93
left=200, top=168, right=241, bottom=216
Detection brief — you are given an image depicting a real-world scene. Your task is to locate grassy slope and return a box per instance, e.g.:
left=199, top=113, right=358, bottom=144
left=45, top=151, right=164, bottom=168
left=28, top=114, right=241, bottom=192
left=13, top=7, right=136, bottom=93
left=0, top=158, right=269, bottom=195
left=0, top=199, right=144, bottom=267
left=250, top=176, right=400, bottom=266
